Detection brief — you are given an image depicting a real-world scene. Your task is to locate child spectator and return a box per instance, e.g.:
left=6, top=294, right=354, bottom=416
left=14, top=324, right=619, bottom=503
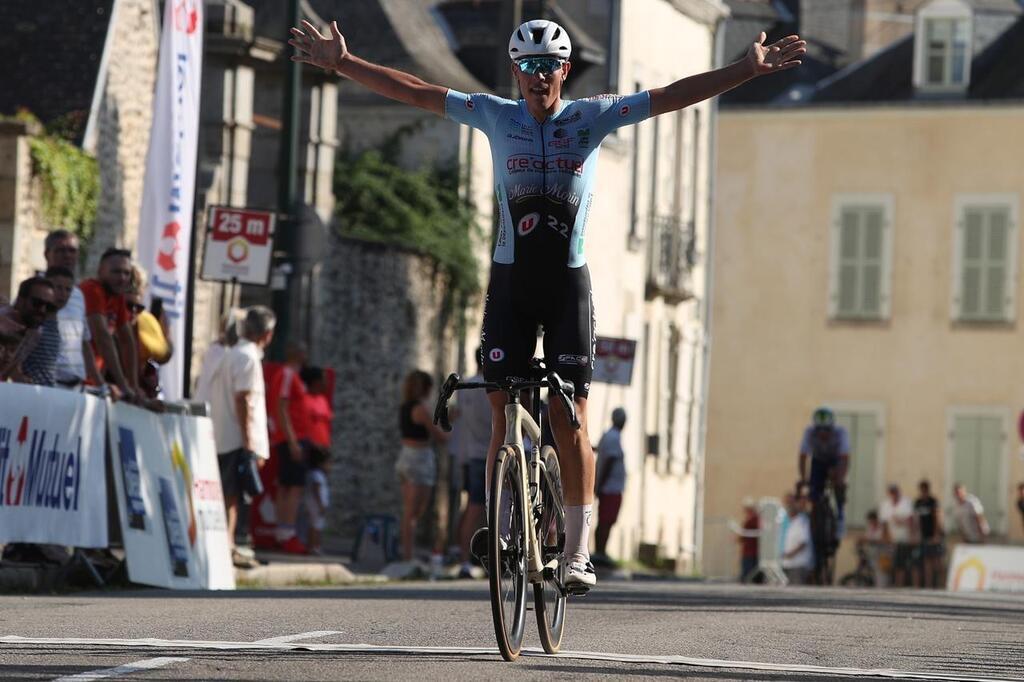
left=301, top=365, right=333, bottom=448
left=305, top=445, right=331, bottom=555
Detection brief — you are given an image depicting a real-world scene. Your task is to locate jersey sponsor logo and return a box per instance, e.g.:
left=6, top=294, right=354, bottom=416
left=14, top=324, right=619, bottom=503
left=554, top=110, right=582, bottom=126
left=577, top=127, right=591, bottom=147
left=517, top=212, right=541, bottom=236
left=506, top=154, right=585, bottom=177
left=507, top=133, right=534, bottom=143
left=465, top=97, right=475, bottom=111
left=558, top=354, right=589, bottom=366
left=582, top=94, right=620, bottom=102
left=489, top=348, right=506, bottom=362
left=548, top=138, right=573, bottom=149
left=553, top=128, right=569, bottom=139
left=619, top=103, right=631, bottom=117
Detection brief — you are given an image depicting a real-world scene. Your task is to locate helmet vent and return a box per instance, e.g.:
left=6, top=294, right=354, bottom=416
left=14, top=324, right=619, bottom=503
left=553, top=28, right=561, bottom=40
left=531, top=27, right=546, bottom=44
left=517, top=29, right=525, bottom=41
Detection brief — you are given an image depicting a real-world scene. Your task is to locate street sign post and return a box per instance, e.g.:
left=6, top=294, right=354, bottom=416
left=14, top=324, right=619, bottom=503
left=593, top=336, right=637, bottom=386
left=200, top=206, right=275, bottom=285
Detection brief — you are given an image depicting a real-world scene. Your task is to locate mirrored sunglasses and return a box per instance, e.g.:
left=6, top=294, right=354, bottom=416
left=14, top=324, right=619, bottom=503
left=516, top=57, right=565, bottom=75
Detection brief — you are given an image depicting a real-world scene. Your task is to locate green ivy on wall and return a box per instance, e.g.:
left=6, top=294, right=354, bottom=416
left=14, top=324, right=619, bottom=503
left=29, top=134, right=100, bottom=242
left=3, top=110, right=100, bottom=242
left=334, top=150, right=481, bottom=302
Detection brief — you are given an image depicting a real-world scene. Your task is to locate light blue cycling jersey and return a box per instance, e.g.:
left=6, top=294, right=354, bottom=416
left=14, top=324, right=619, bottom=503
left=446, top=89, right=652, bottom=269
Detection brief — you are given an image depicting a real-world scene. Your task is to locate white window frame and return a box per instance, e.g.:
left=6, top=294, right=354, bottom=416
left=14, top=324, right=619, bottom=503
left=945, top=406, right=1010, bottom=535
left=828, top=194, right=895, bottom=320
left=950, top=193, right=1019, bottom=323
left=829, top=401, right=886, bottom=529
left=913, top=0, right=973, bottom=92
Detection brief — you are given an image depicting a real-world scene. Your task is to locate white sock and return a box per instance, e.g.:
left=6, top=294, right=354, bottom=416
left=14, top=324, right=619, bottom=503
left=564, top=504, right=593, bottom=563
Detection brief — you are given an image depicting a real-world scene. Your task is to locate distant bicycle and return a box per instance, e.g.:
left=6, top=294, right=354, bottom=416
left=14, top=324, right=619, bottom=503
left=839, top=543, right=875, bottom=588
left=434, top=359, right=578, bottom=661
left=807, top=480, right=839, bottom=586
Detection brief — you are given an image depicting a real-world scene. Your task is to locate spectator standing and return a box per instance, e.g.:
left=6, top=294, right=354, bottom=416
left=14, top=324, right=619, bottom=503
left=859, top=509, right=889, bottom=587
left=22, top=269, right=68, bottom=386
left=451, top=354, right=490, bottom=578
left=396, top=370, right=449, bottom=562
left=269, top=343, right=311, bottom=554
left=208, top=306, right=275, bottom=567
left=1017, top=483, right=1024, bottom=532
left=952, top=483, right=989, bottom=544
left=879, top=483, right=916, bottom=587
left=780, top=492, right=813, bottom=585
left=738, top=498, right=760, bottom=582
left=913, top=479, right=944, bottom=589
left=0, top=278, right=56, bottom=382
left=194, top=309, right=242, bottom=404
left=39, top=230, right=101, bottom=389
left=304, top=445, right=331, bottom=555
left=594, top=407, right=627, bottom=566
left=126, top=266, right=173, bottom=399
left=300, top=366, right=333, bottom=448
left=80, top=248, right=139, bottom=401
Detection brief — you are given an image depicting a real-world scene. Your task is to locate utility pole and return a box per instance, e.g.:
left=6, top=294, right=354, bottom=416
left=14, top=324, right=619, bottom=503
left=271, top=0, right=302, bottom=359
left=495, top=0, right=523, bottom=98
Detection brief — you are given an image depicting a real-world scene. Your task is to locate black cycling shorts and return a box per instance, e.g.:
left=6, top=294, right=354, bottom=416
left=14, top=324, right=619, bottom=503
left=480, top=263, right=595, bottom=399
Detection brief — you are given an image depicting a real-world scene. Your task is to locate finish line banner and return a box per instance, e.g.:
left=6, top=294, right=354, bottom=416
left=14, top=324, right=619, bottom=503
left=137, top=0, right=204, bottom=400
left=0, top=384, right=108, bottom=548
left=108, top=402, right=234, bottom=590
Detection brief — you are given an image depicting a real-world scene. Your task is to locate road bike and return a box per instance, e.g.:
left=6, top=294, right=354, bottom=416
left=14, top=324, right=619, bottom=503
left=809, top=480, right=839, bottom=586
left=434, top=359, right=580, bottom=661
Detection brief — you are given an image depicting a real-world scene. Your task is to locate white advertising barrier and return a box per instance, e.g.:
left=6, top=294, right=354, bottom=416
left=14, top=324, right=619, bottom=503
left=108, top=402, right=234, bottom=590
left=0, top=384, right=108, bottom=547
left=157, top=412, right=235, bottom=589
left=947, top=544, right=1024, bottom=593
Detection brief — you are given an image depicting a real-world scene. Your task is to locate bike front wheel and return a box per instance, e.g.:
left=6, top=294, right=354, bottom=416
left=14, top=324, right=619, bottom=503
left=488, top=446, right=528, bottom=661
left=533, top=446, right=567, bottom=654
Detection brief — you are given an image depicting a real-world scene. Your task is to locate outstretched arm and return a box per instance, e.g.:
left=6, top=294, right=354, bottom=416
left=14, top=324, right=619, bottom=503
left=289, top=20, right=448, bottom=116
left=649, top=33, right=805, bottom=116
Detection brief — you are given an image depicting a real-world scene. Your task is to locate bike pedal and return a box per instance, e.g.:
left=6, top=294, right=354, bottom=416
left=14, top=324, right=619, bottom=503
left=566, top=584, right=590, bottom=597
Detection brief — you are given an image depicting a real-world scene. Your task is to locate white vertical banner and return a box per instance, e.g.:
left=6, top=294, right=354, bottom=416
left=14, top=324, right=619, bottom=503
left=137, top=0, right=204, bottom=400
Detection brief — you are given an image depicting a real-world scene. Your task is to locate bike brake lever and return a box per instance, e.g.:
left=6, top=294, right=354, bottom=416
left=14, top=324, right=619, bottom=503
left=546, top=372, right=580, bottom=431
left=433, top=373, right=460, bottom=432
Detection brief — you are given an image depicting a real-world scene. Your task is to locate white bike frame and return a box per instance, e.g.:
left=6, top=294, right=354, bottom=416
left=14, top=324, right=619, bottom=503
left=503, top=401, right=548, bottom=580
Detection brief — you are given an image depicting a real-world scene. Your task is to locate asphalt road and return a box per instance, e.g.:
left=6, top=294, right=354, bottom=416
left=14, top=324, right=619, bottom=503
left=1, top=579, right=1021, bottom=681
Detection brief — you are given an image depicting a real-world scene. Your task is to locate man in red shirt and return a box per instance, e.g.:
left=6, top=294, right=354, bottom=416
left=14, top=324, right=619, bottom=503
left=80, top=248, right=138, bottom=401
left=270, top=342, right=310, bottom=553
left=300, top=366, right=333, bottom=448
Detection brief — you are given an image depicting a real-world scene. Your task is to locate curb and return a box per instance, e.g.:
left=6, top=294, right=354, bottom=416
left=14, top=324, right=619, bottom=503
left=234, top=561, right=384, bottom=588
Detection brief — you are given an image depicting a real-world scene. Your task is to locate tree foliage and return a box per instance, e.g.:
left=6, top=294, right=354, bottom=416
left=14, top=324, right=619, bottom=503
left=333, top=150, right=480, bottom=302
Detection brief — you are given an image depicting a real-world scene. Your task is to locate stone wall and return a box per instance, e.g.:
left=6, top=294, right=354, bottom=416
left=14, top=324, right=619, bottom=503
left=86, top=0, right=158, bottom=272
left=316, top=235, right=462, bottom=544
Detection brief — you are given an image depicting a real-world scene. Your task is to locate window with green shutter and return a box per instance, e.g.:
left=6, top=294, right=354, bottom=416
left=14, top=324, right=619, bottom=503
left=830, top=197, right=893, bottom=320
left=835, top=408, right=883, bottom=528
left=949, top=411, right=1007, bottom=535
left=954, top=201, right=1016, bottom=322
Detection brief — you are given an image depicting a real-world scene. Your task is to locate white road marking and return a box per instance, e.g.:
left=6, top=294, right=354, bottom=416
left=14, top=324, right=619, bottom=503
left=2, top=635, right=1011, bottom=682
left=51, top=656, right=188, bottom=681
left=253, top=630, right=343, bottom=645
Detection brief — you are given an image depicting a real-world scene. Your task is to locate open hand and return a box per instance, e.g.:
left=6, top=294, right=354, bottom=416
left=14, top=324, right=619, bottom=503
left=747, top=32, right=805, bottom=76
left=288, top=20, right=348, bottom=73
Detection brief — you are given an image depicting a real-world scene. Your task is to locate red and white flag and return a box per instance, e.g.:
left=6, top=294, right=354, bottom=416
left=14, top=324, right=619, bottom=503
left=137, top=0, right=204, bottom=399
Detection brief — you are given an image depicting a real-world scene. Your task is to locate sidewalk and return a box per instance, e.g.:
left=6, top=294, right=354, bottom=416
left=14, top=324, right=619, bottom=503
left=236, top=549, right=387, bottom=588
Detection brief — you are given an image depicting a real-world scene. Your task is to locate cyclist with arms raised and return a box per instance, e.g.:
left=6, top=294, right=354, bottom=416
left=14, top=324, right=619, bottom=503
left=290, top=17, right=805, bottom=591
left=799, top=407, right=850, bottom=536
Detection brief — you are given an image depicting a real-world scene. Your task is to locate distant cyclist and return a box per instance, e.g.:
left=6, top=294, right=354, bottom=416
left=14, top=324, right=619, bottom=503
left=798, top=407, right=850, bottom=536
left=290, top=17, right=805, bottom=591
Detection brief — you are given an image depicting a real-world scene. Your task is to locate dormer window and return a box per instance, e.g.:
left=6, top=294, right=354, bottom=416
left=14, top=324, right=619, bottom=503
left=914, top=0, right=972, bottom=91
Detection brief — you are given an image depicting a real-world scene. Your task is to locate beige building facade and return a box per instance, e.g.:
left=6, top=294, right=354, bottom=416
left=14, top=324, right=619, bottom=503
left=705, top=102, right=1024, bottom=576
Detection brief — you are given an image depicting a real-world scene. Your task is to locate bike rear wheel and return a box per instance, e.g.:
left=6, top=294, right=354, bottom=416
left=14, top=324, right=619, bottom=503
left=488, top=446, right=528, bottom=661
left=533, top=446, right=566, bottom=654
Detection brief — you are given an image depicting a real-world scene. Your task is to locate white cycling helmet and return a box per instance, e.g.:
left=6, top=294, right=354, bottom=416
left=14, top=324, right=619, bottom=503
left=508, top=19, right=572, bottom=61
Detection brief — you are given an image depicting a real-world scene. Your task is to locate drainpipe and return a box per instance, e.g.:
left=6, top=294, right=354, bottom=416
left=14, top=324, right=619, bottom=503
left=693, top=11, right=727, bottom=577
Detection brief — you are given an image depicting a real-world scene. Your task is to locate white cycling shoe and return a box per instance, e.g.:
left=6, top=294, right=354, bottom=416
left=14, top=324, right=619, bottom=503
left=565, top=557, right=597, bottom=594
